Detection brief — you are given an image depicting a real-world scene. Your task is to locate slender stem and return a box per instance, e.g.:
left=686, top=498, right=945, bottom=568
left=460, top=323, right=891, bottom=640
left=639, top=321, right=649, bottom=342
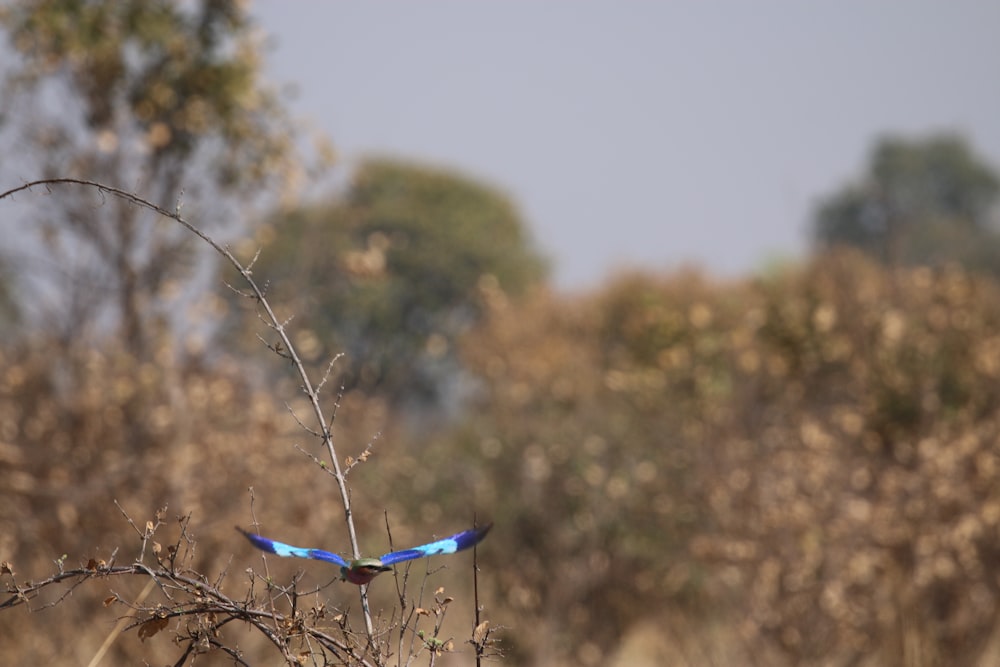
left=473, top=515, right=483, bottom=667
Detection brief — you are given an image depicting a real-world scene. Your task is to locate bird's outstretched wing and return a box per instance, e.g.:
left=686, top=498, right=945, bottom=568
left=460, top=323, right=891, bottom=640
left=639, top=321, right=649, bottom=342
left=378, top=523, right=493, bottom=566
left=236, top=527, right=349, bottom=567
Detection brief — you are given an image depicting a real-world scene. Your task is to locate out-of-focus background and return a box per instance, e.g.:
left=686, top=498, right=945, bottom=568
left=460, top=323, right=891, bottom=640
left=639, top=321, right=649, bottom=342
left=2, top=2, right=1000, bottom=666
left=252, top=1, right=1000, bottom=289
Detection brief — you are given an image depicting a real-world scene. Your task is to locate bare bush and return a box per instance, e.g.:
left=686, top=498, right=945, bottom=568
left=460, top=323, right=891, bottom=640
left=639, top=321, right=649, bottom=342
left=0, top=179, right=493, bottom=666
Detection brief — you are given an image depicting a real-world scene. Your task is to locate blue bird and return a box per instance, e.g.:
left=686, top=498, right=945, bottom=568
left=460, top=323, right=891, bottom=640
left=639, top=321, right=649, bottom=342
left=237, top=523, right=492, bottom=585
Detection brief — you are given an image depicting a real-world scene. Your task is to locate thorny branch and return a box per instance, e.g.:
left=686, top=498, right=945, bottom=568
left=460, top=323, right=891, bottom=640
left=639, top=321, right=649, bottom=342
left=1, top=558, right=374, bottom=667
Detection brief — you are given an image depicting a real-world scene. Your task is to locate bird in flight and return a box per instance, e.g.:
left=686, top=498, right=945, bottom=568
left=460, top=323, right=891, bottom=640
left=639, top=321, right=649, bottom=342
left=237, top=523, right=492, bottom=585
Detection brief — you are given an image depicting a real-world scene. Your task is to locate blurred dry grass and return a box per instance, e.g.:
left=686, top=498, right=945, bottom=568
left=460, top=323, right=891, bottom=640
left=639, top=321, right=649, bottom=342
left=5, top=249, right=1000, bottom=666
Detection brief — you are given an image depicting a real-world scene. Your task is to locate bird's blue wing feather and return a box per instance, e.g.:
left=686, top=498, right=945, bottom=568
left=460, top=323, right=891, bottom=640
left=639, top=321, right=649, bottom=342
left=379, top=523, right=492, bottom=566
left=237, top=528, right=348, bottom=567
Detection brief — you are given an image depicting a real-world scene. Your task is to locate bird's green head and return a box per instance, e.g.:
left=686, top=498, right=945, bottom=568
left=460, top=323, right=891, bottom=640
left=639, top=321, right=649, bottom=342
left=341, top=558, right=392, bottom=585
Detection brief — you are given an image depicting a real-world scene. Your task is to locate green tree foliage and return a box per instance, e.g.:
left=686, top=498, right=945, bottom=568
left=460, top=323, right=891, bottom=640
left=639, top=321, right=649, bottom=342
left=0, top=0, right=300, bottom=356
left=813, top=134, right=1000, bottom=272
left=242, top=157, right=548, bottom=408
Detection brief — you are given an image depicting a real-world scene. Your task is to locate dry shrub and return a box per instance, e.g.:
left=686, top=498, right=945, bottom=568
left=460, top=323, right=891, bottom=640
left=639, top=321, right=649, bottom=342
left=705, top=251, right=1000, bottom=666
left=380, top=273, right=747, bottom=665
left=393, top=251, right=1000, bottom=667
left=0, top=333, right=403, bottom=664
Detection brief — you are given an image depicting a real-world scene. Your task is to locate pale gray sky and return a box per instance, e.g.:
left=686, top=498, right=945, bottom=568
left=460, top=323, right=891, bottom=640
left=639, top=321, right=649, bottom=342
left=252, top=2, right=1000, bottom=290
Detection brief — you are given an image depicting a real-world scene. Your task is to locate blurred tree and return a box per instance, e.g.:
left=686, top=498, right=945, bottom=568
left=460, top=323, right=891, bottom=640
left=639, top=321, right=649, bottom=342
left=363, top=273, right=732, bottom=665
left=0, top=0, right=302, bottom=357
left=241, top=157, right=548, bottom=410
left=705, top=252, right=1000, bottom=667
left=813, top=134, right=1000, bottom=272
left=0, top=259, right=19, bottom=334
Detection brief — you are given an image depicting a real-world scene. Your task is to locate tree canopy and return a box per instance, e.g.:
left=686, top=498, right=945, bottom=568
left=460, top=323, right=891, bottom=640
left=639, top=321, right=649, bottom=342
left=238, top=157, right=549, bottom=409
left=0, top=0, right=301, bottom=356
left=813, top=134, right=1000, bottom=272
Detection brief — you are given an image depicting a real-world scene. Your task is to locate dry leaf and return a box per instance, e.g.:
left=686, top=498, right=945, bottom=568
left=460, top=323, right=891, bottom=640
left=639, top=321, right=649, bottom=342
left=434, top=586, right=445, bottom=596
left=138, top=616, right=169, bottom=642
left=473, top=621, right=490, bottom=644
left=103, top=595, right=118, bottom=607
left=152, top=542, right=162, bottom=555
left=1, top=561, right=12, bottom=575
left=86, top=558, right=98, bottom=571
left=415, top=607, right=431, bottom=616
left=145, top=520, right=155, bottom=535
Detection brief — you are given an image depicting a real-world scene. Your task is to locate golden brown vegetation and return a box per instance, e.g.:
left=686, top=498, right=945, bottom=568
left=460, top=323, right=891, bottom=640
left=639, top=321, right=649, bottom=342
left=5, top=246, right=1000, bottom=666
left=383, top=251, right=1000, bottom=666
